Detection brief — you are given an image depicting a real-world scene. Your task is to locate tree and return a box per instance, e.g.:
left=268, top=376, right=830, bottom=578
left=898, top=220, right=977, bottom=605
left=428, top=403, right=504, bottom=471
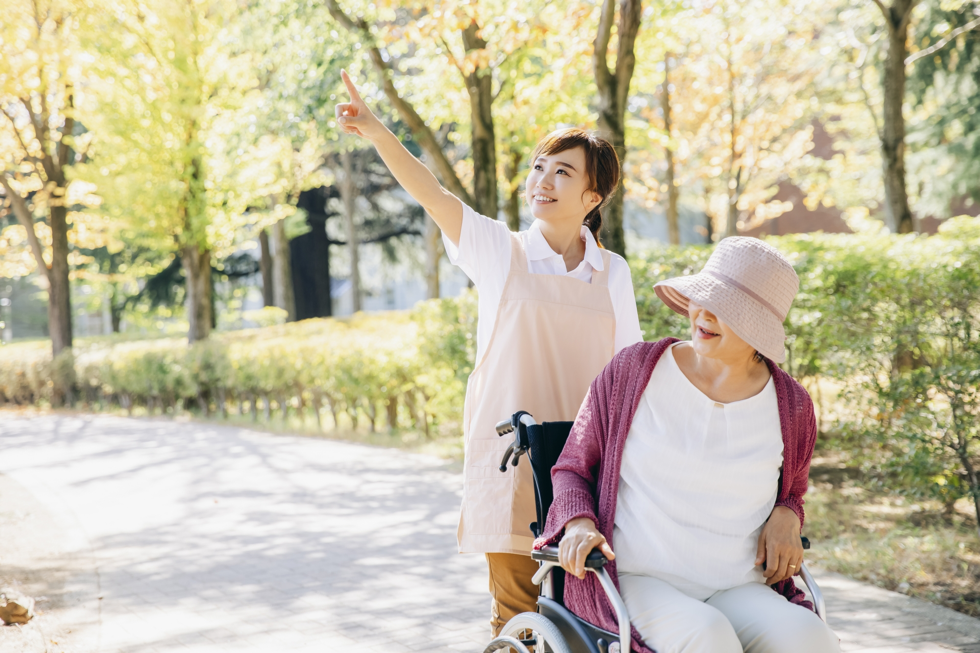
left=792, top=2, right=890, bottom=231
left=326, top=0, right=568, bottom=290
left=712, top=0, right=822, bottom=237
left=805, top=0, right=979, bottom=232
left=615, top=0, right=692, bottom=244
left=593, top=0, right=643, bottom=257
left=236, top=131, right=329, bottom=322
left=906, top=1, right=980, bottom=217
left=236, top=0, right=348, bottom=316
left=873, top=0, right=919, bottom=233
left=258, top=229, right=274, bottom=307
left=339, top=148, right=362, bottom=312
left=661, top=51, right=680, bottom=245
left=323, top=1, right=471, bottom=298
left=325, top=0, right=476, bottom=214
left=0, top=0, right=87, bottom=356
left=322, top=146, right=427, bottom=309
left=629, top=0, right=822, bottom=241
left=460, top=20, right=498, bottom=221
left=80, top=0, right=274, bottom=342
left=491, top=6, right=596, bottom=232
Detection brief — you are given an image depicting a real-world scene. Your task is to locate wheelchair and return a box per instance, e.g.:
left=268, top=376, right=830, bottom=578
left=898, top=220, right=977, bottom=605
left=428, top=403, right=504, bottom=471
left=482, top=411, right=826, bottom=653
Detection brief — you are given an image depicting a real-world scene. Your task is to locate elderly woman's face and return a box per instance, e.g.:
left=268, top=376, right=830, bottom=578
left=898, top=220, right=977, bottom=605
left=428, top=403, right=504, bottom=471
left=687, top=300, right=757, bottom=362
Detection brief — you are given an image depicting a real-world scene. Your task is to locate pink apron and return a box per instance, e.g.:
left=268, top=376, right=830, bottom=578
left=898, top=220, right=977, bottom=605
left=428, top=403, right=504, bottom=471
left=459, top=233, right=617, bottom=554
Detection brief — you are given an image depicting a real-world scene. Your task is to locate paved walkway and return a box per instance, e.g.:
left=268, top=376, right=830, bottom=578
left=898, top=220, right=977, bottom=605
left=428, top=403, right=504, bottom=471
left=1, top=414, right=979, bottom=653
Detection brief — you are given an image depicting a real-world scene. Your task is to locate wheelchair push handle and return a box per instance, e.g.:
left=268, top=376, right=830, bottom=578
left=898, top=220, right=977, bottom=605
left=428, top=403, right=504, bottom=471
left=497, top=411, right=536, bottom=472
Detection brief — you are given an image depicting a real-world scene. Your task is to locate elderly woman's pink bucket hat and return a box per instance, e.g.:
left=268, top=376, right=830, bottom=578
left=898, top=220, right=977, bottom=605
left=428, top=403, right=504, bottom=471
left=654, top=237, right=800, bottom=363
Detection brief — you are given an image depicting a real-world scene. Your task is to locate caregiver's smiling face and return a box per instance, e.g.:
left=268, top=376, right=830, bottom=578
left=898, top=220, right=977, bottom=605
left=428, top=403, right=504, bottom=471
left=525, top=146, right=599, bottom=225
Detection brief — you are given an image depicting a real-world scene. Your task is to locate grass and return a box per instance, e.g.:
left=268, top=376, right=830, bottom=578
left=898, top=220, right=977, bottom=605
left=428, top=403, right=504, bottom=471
left=805, top=455, right=980, bottom=617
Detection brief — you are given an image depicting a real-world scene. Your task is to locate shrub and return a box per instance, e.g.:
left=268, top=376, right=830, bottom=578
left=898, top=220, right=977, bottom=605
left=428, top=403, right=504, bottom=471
left=0, top=292, right=478, bottom=438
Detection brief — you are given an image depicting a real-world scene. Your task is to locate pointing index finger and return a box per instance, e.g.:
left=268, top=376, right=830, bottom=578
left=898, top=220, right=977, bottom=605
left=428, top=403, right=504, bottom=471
left=341, top=69, right=363, bottom=103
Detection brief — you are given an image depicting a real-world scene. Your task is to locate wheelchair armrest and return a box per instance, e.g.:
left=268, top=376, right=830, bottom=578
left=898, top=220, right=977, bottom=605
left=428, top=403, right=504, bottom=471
left=532, top=545, right=608, bottom=568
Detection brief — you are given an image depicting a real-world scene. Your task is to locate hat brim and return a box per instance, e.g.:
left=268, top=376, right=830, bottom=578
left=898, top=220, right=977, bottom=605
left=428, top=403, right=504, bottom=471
left=654, top=274, right=788, bottom=363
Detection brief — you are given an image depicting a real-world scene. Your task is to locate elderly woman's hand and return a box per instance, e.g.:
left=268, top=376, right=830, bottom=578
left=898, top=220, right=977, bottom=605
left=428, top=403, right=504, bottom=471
left=559, top=517, right=616, bottom=580
left=756, top=506, right=804, bottom=585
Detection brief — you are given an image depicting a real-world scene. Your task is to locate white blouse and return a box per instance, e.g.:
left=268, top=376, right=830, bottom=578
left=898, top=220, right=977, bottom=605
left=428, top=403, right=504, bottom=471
left=613, top=342, right=784, bottom=600
left=442, top=204, right=643, bottom=364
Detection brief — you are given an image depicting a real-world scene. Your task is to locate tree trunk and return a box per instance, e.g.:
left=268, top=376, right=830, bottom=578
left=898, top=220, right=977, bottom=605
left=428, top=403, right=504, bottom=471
left=271, top=219, right=296, bottom=321
left=424, top=215, right=442, bottom=299
left=726, top=184, right=740, bottom=238
left=385, top=396, right=398, bottom=430
left=592, top=0, right=643, bottom=258
left=961, top=452, right=980, bottom=540
left=340, top=150, right=362, bottom=312
left=0, top=79, right=76, bottom=359
left=879, top=0, right=917, bottom=234
left=109, top=283, right=123, bottom=333
left=725, top=44, right=741, bottom=239
left=661, top=52, right=680, bottom=246
left=182, top=244, right=212, bottom=343
left=462, top=22, right=498, bottom=220
left=311, top=392, right=323, bottom=430
left=0, top=170, right=73, bottom=357
left=259, top=228, right=274, bottom=307
left=47, top=203, right=73, bottom=356
left=503, top=148, right=522, bottom=231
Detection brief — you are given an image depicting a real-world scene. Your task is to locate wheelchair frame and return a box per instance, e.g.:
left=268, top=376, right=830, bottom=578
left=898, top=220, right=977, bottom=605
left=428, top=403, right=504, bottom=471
left=483, top=411, right=826, bottom=653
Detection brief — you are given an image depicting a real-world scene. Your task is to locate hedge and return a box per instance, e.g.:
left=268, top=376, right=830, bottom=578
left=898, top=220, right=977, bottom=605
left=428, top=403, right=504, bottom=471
left=0, top=291, right=478, bottom=438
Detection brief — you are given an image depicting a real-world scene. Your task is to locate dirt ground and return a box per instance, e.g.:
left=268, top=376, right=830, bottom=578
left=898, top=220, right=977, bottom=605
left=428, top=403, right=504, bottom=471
left=807, top=457, right=980, bottom=619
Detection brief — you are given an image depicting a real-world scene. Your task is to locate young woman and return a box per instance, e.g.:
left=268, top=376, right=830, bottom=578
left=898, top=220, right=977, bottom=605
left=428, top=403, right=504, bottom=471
left=335, top=70, right=642, bottom=635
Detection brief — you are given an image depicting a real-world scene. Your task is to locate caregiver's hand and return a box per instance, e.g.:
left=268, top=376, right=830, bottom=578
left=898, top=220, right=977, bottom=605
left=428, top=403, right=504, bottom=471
left=559, top=517, right=615, bottom=580
left=335, top=70, right=385, bottom=141
left=756, top=506, right=804, bottom=585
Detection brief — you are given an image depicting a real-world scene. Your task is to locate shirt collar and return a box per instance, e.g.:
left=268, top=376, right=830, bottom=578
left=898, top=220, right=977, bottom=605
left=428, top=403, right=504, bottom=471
left=526, top=221, right=605, bottom=271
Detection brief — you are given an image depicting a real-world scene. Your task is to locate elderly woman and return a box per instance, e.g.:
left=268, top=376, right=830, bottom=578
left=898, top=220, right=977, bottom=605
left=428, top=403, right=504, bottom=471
left=535, top=237, right=839, bottom=653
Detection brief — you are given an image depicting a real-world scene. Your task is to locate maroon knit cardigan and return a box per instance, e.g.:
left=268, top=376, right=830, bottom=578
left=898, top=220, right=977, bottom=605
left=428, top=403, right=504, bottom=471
left=534, top=338, right=817, bottom=653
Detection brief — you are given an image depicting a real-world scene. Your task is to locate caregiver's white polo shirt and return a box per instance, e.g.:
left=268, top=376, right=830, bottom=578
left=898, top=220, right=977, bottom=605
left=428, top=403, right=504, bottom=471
left=443, top=204, right=643, bottom=363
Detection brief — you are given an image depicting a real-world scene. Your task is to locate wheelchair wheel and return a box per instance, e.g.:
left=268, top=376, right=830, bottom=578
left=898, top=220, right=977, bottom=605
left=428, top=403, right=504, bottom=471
left=483, top=612, right=572, bottom=653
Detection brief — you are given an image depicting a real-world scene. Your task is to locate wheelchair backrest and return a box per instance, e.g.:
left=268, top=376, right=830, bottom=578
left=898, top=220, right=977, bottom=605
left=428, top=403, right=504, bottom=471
left=526, top=421, right=574, bottom=537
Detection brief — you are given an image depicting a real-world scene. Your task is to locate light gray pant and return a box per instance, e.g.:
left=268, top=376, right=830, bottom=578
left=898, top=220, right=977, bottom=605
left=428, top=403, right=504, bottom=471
left=619, top=574, right=840, bottom=653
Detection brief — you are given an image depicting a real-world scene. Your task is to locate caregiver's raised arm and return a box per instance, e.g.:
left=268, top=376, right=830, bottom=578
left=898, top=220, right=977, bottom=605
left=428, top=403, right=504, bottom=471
left=335, top=69, right=463, bottom=245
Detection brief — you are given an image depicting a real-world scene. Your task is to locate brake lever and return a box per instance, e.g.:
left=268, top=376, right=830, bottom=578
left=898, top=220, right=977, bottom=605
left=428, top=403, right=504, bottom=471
left=499, top=443, right=516, bottom=472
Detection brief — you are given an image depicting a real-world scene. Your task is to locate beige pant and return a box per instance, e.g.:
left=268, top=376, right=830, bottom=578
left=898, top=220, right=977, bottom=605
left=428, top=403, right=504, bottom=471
left=619, top=574, right=840, bottom=653
left=486, top=553, right=540, bottom=637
